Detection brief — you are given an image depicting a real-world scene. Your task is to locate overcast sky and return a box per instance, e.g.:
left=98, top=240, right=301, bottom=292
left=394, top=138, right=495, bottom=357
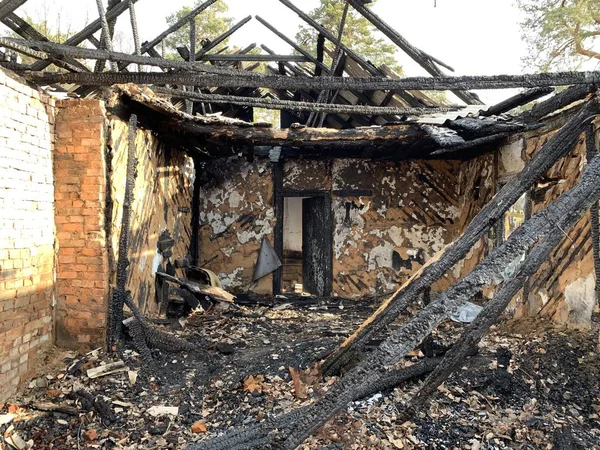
left=4, top=0, right=529, bottom=104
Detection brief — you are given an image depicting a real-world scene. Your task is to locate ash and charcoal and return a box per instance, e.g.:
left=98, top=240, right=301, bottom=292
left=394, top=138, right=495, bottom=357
left=1, top=298, right=599, bottom=450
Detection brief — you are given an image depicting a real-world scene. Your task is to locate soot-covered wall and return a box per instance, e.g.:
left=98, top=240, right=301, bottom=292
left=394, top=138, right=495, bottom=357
left=108, top=118, right=194, bottom=315
left=198, top=156, right=493, bottom=296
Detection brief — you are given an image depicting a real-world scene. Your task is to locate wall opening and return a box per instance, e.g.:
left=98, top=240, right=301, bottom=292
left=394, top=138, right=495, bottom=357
left=282, top=194, right=333, bottom=296
left=283, top=197, right=304, bottom=293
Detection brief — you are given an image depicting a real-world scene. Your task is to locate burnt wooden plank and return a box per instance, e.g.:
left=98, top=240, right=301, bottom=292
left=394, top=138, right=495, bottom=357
left=27, top=70, right=600, bottom=91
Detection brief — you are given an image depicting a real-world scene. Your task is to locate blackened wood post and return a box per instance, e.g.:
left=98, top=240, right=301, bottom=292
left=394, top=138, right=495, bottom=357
left=186, top=17, right=196, bottom=115
left=273, top=161, right=284, bottom=295
left=586, top=126, right=600, bottom=296
left=190, top=157, right=202, bottom=266
left=107, top=114, right=137, bottom=351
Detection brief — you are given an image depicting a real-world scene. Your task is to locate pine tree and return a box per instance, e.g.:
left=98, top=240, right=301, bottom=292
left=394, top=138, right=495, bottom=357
left=295, top=0, right=402, bottom=74
left=163, top=1, right=233, bottom=59
left=517, top=0, right=600, bottom=71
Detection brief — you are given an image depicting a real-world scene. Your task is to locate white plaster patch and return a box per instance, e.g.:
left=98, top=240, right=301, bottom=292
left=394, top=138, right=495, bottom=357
left=236, top=209, right=274, bottom=245
left=500, top=139, right=525, bottom=176
left=151, top=252, right=163, bottom=275
left=229, top=191, right=243, bottom=209
left=368, top=242, right=394, bottom=271
left=219, top=267, right=244, bottom=289
left=386, top=226, right=404, bottom=247
left=563, top=273, right=596, bottom=329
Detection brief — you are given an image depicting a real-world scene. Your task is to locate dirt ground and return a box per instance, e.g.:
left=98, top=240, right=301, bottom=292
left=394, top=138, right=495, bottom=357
left=1, top=296, right=599, bottom=450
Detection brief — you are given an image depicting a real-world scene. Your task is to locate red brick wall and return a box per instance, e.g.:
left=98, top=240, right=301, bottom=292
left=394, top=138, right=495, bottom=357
left=53, top=99, right=109, bottom=349
left=0, top=69, right=55, bottom=402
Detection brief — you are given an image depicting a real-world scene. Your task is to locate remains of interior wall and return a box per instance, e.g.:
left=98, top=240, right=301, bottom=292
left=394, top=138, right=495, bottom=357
left=198, top=156, right=470, bottom=297
left=0, top=70, right=55, bottom=401
left=198, top=158, right=275, bottom=294
left=108, top=118, right=194, bottom=316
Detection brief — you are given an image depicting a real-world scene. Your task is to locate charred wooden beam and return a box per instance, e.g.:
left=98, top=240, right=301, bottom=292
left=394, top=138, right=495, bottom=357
left=346, top=0, right=481, bottom=105
left=193, top=16, right=251, bottom=59
left=138, top=0, right=215, bottom=58
left=128, top=0, right=141, bottom=69
left=29, top=0, right=141, bottom=72
left=255, top=15, right=330, bottom=74
left=174, top=121, right=427, bottom=148
left=1, top=15, right=90, bottom=72
left=397, top=176, right=597, bottom=420
left=481, top=87, right=554, bottom=117
left=198, top=54, right=309, bottom=62
left=11, top=38, right=241, bottom=75
left=188, top=357, right=442, bottom=450
left=25, top=69, right=600, bottom=91
left=0, top=0, right=26, bottom=21
left=279, top=0, right=381, bottom=77
left=321, top=98, right=600, bottom=377
left=152, top=86, right=457, bottom=116
left=94, top=0, right=120, bottom=72
left=524, top=84, right=598, bottom=120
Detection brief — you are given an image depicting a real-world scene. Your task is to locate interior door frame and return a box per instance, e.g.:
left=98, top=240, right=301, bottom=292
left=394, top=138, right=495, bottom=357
left=273, top=189, right=333, bottom=295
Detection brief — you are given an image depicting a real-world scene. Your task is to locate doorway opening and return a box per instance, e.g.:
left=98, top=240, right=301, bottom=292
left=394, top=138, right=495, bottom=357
left=281, top=194, right=332, bottom=296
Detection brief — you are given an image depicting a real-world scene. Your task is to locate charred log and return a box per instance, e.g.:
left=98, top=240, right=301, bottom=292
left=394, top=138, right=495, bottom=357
left=23, top=69, right=600, bottom=92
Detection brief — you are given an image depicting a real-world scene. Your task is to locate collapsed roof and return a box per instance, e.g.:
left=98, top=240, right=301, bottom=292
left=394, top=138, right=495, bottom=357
left=1, top=0, right=599, bottom=160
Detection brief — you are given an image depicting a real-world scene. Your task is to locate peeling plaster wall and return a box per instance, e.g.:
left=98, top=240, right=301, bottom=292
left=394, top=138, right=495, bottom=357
left=329, top=159, right=463, bottom=296
left=198, top=156, right=469, bottom=297
left=498, top=128, right=597, bottom=328
left=109, top=119, right=194, bottom=315
left=198, top=158, right=275, bottom=293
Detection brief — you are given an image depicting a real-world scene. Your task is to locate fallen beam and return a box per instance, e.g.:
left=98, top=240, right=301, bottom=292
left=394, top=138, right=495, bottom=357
left=152, top=86, right=458, bottom=116
left=321, top=96, right=599, bottom=377
left=187, top=357, right=442, bottom=450
left=397, top=184, right=593, bottom=421
left=24, top=70, right=600, bottom=91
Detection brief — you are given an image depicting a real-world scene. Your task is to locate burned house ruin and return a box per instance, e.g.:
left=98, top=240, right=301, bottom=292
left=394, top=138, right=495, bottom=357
left=1, top=0, right=600, bottom=448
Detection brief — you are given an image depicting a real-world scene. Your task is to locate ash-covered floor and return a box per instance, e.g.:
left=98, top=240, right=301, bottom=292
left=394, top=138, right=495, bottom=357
left=1, top=297, right=599, bottom=450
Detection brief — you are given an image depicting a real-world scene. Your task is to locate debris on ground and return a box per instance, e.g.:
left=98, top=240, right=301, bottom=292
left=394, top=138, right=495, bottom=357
left=1, top=297, right=598, bottom=449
